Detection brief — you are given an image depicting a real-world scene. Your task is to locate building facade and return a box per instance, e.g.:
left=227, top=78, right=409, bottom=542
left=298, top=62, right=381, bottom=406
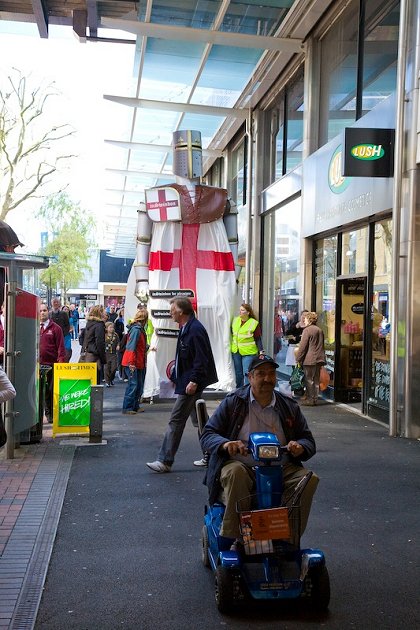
left=205, top=0, right=418, bottom=438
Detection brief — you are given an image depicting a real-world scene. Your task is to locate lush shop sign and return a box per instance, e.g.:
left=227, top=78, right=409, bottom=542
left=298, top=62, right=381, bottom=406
left=343, top=128, right=395, bottom=177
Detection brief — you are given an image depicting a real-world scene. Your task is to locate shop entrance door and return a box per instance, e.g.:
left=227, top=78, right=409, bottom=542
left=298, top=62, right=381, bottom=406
left=334, top=277, right=367, bottom=408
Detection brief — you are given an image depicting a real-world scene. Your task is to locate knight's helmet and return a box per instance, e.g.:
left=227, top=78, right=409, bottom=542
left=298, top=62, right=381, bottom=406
left=173, top=130, right=202, bottom=179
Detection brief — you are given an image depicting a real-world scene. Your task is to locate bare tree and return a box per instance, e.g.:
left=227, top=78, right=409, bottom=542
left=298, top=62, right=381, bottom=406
left=0, top=69, right=76, bottom=221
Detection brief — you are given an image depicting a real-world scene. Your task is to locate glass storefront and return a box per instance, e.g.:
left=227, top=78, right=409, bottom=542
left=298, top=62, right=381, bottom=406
left=367, top=218, right=392, bottom=417
left=263, top=196, right=302, bottom=376
left=313, top=219, right=391, bottom=414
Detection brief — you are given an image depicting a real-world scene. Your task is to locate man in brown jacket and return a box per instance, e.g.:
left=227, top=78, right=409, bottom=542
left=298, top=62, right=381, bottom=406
left=295, top=311, right=326, bottom=406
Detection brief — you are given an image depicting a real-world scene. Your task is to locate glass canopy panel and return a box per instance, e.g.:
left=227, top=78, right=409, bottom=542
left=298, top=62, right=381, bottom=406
left=177, top=114, right=225, bottom=145
left=131, top=109, right=180, bottom=144
left=103, top=101, right=134, bottom=138
left=128, top=150, right=172, bottom=172
left=191, top=45, right=263, bottom=107
left=221, top=0, right=293, bottom=35
left=140, top=39, right=205, bottom=102
left=145, top=0, right=223, bottom=28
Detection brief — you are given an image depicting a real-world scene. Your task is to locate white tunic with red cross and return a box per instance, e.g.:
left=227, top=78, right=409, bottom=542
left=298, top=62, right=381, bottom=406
left=144, top=183, right=237, bottom=393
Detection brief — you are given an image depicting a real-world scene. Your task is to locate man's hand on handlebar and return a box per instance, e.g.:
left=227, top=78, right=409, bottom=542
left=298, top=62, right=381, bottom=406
left=221, top=440, right=248, bottom=457
left=287, top=441, right=304, bottom=457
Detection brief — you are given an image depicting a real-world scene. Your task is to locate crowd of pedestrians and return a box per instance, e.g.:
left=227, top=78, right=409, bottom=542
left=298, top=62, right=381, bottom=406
left=37, top=299, right=152, bottom=421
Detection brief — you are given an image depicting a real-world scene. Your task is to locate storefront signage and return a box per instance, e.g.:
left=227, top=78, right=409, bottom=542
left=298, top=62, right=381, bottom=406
left=80, top=294, right=97, bottom=300
left=371, top=359, right=390, bottom=407
left=328, top=147, right=351, bottom=194
left=351, top=302, right=364, bottom=314
left=302, top=94, right=395, bottom=237
left=343, top=128, right=394, bottom=177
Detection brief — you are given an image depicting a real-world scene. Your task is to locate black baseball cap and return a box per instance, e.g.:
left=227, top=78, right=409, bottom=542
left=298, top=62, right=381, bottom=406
left=247, top=354, right=279, bottom=372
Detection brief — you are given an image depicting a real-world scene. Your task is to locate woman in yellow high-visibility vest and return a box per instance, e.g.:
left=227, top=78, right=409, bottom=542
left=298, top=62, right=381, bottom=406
left=231, top=303, right=264, bottom=387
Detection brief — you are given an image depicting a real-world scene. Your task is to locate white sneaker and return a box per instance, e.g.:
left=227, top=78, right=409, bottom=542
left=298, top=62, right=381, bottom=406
left=193, top=457, right=208, bottom=467
left=146, top=460, right=171, bottom=473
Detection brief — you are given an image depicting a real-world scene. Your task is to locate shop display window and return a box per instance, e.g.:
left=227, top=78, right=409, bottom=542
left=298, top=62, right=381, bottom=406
left=368, top=219, right=392, bottom=412
left=341, top=227, right=368, bottom=274
left=263, top=197, right=302, bottom=377
left=315, top=236, right=337, bottom=383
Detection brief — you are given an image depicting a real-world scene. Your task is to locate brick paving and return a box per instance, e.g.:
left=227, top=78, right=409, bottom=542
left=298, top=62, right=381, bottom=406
left=0, top=427, right=74, bottom=629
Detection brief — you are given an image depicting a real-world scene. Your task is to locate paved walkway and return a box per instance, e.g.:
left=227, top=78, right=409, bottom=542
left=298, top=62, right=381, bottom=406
left=0, top=365, right=419, bottom=629
left=0, top=435, right=75, bottom=629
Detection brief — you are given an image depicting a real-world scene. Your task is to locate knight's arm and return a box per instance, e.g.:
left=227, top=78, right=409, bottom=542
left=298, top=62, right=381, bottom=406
left=134, top=202, right=152, bottom=298
left=223, top=198, right=240, bottom=279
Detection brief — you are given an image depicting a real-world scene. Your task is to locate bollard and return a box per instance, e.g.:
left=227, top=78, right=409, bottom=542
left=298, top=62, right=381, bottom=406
left=89, top=385, right=104, bottom=443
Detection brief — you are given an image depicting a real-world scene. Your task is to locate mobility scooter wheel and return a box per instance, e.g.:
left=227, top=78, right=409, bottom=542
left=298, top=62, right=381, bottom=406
left=215, top=566, right=235, bottom=614
left=308, top=564, right=330, bottom=611
left=201, top=525, right=210, bottom=568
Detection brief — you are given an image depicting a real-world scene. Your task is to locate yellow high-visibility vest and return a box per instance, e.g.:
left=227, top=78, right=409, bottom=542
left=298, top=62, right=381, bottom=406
left=231, top=316, right=259, bottom=355
left=144, top=319, right=154, bottom=346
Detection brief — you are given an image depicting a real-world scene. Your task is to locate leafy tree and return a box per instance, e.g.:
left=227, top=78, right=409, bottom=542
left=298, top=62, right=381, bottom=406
left=0, top=68, right=75, bottom=221
left=37, top=193, right=96, bottom=302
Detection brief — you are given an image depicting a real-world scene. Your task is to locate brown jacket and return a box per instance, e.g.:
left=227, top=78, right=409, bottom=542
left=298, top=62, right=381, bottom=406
left=295, top=324, right=326, bottom=366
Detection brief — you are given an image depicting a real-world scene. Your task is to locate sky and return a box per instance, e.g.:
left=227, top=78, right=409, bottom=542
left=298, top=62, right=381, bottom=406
left=0, top=21, right=135, bottom=254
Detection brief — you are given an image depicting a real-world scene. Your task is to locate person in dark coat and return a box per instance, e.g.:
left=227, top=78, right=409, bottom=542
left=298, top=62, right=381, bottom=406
left=147, top=296, right=218, bottom=473
left=39, top=303, right=66, bottom=423
left=295, top=311, right=326, bottom=406
left=82, top=305, right=107, bottom=382
left=200, top=355, right=318, bottom=546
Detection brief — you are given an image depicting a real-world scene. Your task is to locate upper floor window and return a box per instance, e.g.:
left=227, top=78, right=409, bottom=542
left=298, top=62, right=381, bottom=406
left=272, top=66, right=304, bottom=181
left=319, top=0, right=399, bottom=145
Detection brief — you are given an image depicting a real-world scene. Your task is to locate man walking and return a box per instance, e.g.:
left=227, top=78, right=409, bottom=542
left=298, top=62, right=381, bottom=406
left=39, top=303, right=66, bottom=423
left=50, top=297, right=71, bottom=362
left=147, top=296, right=218, bottom=473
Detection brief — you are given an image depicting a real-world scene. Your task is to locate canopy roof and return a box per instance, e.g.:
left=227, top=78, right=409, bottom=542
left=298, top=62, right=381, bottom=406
left=0, top=0, right=329, bottom=258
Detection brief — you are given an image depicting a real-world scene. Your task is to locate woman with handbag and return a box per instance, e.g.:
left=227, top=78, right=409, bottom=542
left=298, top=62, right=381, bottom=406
left=295, top=312, right=326, bottom=406
left=82, top=305, right=107, bottom=383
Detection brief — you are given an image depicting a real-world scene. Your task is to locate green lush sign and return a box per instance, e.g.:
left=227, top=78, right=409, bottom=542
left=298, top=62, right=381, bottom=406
left=350, top=144, right=385, bottom=160
left=58, top=379, right=91, bottom=427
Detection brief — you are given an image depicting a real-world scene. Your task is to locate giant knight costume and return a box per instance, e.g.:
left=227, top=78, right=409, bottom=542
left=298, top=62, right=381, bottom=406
left=125, top=130, right=238, bottom=395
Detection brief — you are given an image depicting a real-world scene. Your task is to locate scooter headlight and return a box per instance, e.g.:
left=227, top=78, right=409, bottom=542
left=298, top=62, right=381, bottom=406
left=257, top=444, right=280, bottom=459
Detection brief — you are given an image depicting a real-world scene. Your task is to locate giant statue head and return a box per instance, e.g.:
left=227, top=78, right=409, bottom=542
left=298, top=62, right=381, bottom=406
left=173, top=130, right=202, bottom=180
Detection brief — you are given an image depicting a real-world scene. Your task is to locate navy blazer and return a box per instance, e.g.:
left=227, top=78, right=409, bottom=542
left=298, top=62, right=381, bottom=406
left=171, top=315, right=218, bottom=394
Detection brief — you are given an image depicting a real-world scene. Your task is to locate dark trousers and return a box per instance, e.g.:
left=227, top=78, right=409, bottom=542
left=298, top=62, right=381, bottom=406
left=39, top=365, right=54, bottom=422
left=104, top=354, right=118, bottom=384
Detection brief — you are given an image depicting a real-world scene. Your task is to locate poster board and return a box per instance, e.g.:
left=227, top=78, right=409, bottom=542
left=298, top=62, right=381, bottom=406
left=52, top=363, right=97, bottom=437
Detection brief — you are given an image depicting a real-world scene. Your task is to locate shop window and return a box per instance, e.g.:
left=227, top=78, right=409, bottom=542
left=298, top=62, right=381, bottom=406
left=268, top=199, right=302, bottom=376
left=319, top=2, right=359, bottom=144
left=368, top=219, right=392, bottom=413
left=341, top=227, right=369, bottom=274
left=315, top=236, right=338, bottom=379
left=272, top=66, right=304, bottom=181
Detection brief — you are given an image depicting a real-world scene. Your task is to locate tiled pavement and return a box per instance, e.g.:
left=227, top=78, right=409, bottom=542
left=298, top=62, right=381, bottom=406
left=0, top=428, right=75, bottom=629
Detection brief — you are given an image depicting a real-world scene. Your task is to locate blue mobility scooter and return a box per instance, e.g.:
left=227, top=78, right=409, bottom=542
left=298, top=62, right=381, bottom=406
left=199, top=408, right=330, bottom=614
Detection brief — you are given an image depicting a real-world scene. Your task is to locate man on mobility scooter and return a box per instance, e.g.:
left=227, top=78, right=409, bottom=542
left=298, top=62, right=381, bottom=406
left=200, top=354, right=329, bottom=611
